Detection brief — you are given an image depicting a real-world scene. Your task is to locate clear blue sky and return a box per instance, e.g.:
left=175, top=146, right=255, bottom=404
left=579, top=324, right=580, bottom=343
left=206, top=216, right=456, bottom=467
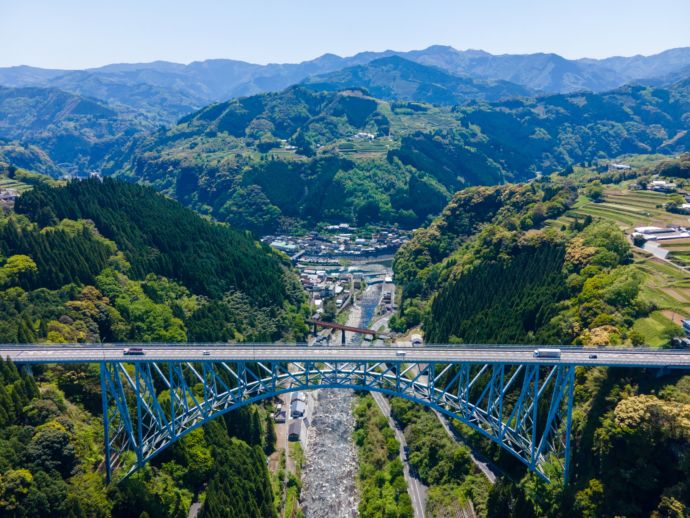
left=2, top=0, right=689, bottom=69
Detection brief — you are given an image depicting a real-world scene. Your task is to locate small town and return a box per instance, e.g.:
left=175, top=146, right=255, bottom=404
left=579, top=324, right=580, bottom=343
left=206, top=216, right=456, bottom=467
left=263, top=224, right=411, bottom=261
left=262, top=225, right=405, bottom=319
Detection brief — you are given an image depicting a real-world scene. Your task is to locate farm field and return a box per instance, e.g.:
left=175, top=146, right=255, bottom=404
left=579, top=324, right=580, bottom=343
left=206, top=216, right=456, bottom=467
left=633, top=252, right=689, bottom=346
left=547, top=184, right=690, bottom=346
left=575, top=188, right=687, bottom=230
left=336, top=138, right=393, bottom=158
left=0, top=175, right=33, bottom=193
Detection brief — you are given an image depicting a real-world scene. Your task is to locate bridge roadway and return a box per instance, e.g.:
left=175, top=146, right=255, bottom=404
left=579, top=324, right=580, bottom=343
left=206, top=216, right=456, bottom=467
left=2, top=343, right=690, bottom=368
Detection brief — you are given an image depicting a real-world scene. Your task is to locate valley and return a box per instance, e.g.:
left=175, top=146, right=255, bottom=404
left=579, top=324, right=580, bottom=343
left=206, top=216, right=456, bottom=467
left=1, top=18, right=690, bottom=518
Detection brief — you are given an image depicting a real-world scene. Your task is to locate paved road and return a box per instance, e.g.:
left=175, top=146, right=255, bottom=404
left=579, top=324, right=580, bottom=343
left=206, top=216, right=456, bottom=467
left=4, top=344, right=690, bottom=368
left=371, top=391, right=427, bottom=518
left=433, top=410, right=499, bottom=484
left=187, top=502, right=202, bottom=518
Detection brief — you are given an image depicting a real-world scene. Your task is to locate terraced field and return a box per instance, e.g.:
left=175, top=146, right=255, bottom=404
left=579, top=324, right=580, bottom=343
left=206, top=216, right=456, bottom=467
left=0, top=176, right=33, bottom=193
left=633, top=252, right=690, bottom=346
left=570, top=188, right=687, bottom=230
left=546, top=184, right=690, bottom=346
left=336, top=138, right=394, bottom=158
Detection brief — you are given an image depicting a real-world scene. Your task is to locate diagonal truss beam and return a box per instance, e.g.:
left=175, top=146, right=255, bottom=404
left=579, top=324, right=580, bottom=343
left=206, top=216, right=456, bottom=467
left=100, top=359, right=576, bottom=484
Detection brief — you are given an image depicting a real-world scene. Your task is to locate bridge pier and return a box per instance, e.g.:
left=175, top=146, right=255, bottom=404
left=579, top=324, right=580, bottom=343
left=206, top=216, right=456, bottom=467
left=100, top=363, right=112, bottom=483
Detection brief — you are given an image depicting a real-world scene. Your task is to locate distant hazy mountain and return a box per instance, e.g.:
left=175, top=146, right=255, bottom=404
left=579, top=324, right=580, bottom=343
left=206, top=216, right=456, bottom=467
left=581, top=47, right=690, bottom=81
left=405, top=46, right=619, bottom=93
left=2, top=46, right=689, bottom=123
left=0, top=86, right=150, bottom=174
left=633, top=63, right=690, bottom=88
left=0, top=65, right=69, bottom=86
left=401, top=45, right=690, bottom=93
left=0, top=55, right=360, bottom=123
left=301, top=56, right=533, bottom=104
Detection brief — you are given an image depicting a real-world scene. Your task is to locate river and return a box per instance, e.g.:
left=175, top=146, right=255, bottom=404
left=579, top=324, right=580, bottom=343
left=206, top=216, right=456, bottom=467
left=300, top=284, right=382, bottom=518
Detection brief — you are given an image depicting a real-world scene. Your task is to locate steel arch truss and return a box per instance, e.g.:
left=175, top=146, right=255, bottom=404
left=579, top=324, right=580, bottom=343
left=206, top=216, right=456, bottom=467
left=100, top=360, right=576, bottom=483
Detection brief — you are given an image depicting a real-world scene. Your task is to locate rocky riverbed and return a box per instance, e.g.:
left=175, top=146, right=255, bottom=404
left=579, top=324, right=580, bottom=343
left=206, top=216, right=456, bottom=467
left=300, top=389, right=359, bottom=517
left=300, top=285, right=382, bottom=517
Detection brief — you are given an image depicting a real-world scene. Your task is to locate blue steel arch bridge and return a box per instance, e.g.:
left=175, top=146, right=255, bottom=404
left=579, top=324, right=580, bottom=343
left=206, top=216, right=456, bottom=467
left=2, top=344, right=690, bottom=484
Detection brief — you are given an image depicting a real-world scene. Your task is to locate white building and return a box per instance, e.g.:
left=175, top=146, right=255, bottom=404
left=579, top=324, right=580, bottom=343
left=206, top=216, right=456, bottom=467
left=650, top=180, right=677, bottom=192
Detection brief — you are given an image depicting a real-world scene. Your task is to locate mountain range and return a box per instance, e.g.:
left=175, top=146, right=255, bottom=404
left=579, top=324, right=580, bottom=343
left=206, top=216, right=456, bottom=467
left=301, top=55, right=533, bottom=105
left=2, top=45, right=690, bottom=123
left=0, top=44, right=689, bottom=235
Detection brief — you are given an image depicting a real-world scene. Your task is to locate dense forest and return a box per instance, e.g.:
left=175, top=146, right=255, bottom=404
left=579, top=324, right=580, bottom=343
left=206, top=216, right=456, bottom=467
left=392, top=181, right=577, bottom=331
left=392, top=173, right=690, bottom=516
left=0, top=177, right=307, bottom=516
left=0, top=359, right=278, bottom=518
left=352, top=395, right=413, bottom=517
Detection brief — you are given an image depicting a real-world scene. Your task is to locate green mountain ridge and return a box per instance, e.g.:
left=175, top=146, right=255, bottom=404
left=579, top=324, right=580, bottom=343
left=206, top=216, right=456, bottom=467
left=1, top=62, right=688, bottom=235
left=109, top=78, right=690, bottom=234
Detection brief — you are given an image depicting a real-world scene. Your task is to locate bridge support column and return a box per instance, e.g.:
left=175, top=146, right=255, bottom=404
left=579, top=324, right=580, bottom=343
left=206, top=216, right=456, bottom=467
left=564, top=366, right=576, bottom=484
left=100, top=362, right=112, bottom=483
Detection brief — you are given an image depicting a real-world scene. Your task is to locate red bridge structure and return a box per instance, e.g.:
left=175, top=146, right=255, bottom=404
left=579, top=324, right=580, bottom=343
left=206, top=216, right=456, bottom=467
left=306, top=319, right=388, bottom=344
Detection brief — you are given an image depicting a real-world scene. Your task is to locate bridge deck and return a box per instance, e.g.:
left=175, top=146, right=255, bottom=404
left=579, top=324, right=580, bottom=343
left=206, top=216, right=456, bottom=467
left=2, top=344, right=690, bottom=368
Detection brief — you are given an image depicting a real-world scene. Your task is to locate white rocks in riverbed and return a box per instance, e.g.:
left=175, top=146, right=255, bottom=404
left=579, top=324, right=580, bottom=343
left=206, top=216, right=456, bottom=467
left=300, top=389, right=359, bottom=517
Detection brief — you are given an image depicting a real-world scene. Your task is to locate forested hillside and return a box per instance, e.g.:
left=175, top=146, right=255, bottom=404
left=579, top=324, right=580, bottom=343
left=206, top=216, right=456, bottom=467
left=112, top=79, right=689, bottom=234
left=392, top=173, right=690, bottom=516
left=0, top=360, right=279, bottom=517
left=393, top=81, right=690, bottom=189
left=0, top=141, right=63, bottom=177
left=14, top=179, right=294, bottom=304
left=115, top=86, right=462, bottom=232
left=392, top=181, right=577, bottom=330
left=0, top=177, right=306, bottom=516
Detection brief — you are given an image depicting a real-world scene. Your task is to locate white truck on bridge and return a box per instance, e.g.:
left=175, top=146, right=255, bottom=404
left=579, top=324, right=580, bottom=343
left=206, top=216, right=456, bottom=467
left=533, top=348, right=562, bottom=359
